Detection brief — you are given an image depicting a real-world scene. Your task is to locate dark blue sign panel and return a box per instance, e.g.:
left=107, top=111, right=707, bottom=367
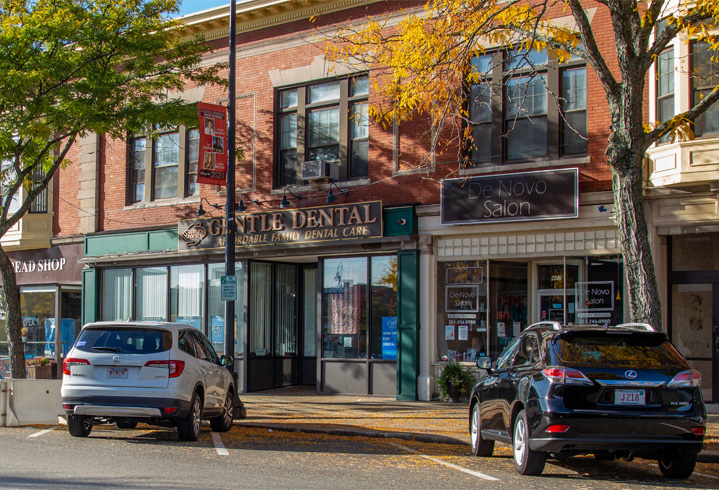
left=381, top=316, right=397, bottom=360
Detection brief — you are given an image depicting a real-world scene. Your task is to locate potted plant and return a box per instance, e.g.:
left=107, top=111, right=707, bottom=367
left=26, top=356, right=56, bottom=379
left=437, top=359, right=476, bottom=403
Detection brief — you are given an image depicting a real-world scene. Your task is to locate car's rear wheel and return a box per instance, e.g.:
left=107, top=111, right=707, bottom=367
left=658, top=452, right=697, bottom=479
left=177, top=392, right=202, bottom=441
left=68, top=415, right=92, bottom=437
left=116, top=420, right=138, bottom=429
left=210, top=391, right=234, bottom=432
left=470, top=403, right=494, bottom=457
left=513, top=410, right=546, bottom=476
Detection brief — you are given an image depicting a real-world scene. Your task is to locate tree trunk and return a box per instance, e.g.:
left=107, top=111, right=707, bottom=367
left=610, top=158, right=662, bottom=330
left=0, top=245, right=26, bottom=378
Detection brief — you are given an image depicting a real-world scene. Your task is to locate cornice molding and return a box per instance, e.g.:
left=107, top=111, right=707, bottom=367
left=177, top=0, right=385, bottom=40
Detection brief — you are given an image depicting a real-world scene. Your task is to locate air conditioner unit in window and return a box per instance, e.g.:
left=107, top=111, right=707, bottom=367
left=301, top=160, right=339, bottom=181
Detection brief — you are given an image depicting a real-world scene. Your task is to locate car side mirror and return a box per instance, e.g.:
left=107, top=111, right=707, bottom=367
left=476, top=357, right=492, bottom=371
left=220, top=355, right=234, bottom=367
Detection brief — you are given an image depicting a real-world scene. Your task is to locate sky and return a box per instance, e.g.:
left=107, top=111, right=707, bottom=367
left=176, top=0, right=229, bottom=17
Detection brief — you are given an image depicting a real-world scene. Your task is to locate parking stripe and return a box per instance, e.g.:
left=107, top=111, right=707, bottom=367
left=28, top=428, right=55, bottom=438
left=388, top=442, right=500, bottom=481
left=211, top=432, right=229, bottom=456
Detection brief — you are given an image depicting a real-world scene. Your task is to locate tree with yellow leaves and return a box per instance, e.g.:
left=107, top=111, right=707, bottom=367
left=328, top=0, right=719, bottom=330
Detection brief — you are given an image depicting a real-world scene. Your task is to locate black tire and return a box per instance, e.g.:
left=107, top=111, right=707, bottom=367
left=210, top=391, right=234, bottom=432
left=177, top=392, right=202, bottom=441
left=470, top=403, right=494, bottom=457
left=116, top=420, right=138, bottom=429
left=68, top=415, right=92, bottom=437
left=658, top=452, right=697, bottom=479
left=512, top=410, right=546, bottom=476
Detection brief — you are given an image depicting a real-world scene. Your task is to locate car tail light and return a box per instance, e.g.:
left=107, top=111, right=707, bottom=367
left=163, top=407, right=178, bottom=415
left=546, top=424, right=570, bottom=433
left=62, top=404, right=75, bottom=410
left=667, top=369, right=702, bottom=388
left=144, top=360, right=185, bottom=378
left=542, top=366, right=593, bottom=386
left=692, top=427, right=706, bottom=437
left=63, top=358, right=90, bottom=376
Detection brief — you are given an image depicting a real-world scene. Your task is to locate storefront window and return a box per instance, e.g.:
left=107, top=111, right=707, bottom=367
left=208, top=263, right=244, bottom=355
left=303, top=269, right=317, bottom=357
left=102, top=268, right=132, bottom=321
left=136, top=267, right=167, bottom=321
left=578, top=258, right=624, bottom=326
left=170, top=265, right=204, bottom=329
left=436, top=261, right=487, bottom=362
left=370, top=256, right=398, bottom=360
left=537, top=263, right=579, bottom=324
left=489, top=262, right=528, bottom=358
left=322, top=257, right=367, bottom=358
left=322, top=256, right=396, bottom=360
left=250, top=262, right=272, bottom=356
left=672, top=233, right=719, bottom=271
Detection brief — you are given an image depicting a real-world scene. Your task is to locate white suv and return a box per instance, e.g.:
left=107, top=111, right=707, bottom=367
left=61, top=322, right=236, bottom=441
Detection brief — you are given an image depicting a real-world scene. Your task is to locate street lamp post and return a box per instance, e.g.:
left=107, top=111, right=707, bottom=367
left=225, top=0, right=241, bottom=414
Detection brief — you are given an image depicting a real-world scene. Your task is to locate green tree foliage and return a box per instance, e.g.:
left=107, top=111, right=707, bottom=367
left=0, top=0, right=225, bottom=378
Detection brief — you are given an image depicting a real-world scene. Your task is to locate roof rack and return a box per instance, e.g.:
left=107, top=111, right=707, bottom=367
left=614, top=323, right=655, bottom=332
left=525, top=321, right=563, bottom=331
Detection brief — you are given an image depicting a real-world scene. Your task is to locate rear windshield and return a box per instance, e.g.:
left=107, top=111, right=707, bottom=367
left=74, top=327, right=172, bottom=354
left=553, top=332, right=688, bottom=369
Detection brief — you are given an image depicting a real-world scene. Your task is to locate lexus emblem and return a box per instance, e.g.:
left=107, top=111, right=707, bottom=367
left=625, top=370, right=638, bottom=379
left=113, top=356, right=121, bottom=364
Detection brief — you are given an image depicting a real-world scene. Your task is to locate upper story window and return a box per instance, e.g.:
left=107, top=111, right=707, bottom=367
left=1, top=159, right=47, bottom=214
left=656, top=48, right=675, bottom=142
left=468, top=49, right=586, bottom=165
left=128, top=126, right=199, bottom=205
left=276, top=74, right=370, bottom=187
left=691, top=41, right=719, bottom=137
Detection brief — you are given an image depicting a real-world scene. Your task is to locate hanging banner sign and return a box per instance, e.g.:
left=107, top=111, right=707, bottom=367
left=196, top=102, right=228, bottom=185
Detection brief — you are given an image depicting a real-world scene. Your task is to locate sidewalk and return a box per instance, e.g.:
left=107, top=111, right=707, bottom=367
left=235, top=387, right=719, bottom=464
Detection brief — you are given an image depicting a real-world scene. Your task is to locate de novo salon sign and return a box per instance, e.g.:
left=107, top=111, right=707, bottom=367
left=179, top=201, right=383, bottom=252
left=441, top=168, right=579, bottom=225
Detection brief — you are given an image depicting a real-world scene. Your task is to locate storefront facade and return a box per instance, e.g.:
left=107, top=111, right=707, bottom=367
left=417, top=169, right=627, bottom=400
left=81, top=203, right=421, bottom=399
left=0, top=241, right=84, bottom=366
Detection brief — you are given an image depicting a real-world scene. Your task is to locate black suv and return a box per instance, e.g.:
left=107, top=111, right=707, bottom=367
left=469, top=322, right=706, bottom=477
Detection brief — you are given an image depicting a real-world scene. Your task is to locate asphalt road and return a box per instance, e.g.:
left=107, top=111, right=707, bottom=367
left=1, top=423, right=718, bottom=489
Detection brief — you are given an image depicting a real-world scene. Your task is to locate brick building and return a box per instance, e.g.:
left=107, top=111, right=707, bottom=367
left=3, top=0, right=716, bottom=402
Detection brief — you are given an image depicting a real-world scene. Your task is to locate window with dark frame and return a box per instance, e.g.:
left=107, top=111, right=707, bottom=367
left=276, top=74, right=370, bottom=187
left=127, top=126, right=200, bottom=205
left=656, top=19, right=675, bottom=144
left=467, top=49, right=587, bottom=165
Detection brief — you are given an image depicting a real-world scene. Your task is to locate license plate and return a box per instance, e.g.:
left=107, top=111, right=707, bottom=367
left=615, top=389, right=645, bottom=405
left=108, top=368, right=128, bottom=379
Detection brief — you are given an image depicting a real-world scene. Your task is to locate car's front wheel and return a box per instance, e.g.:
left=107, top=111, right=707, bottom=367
left=513, top=410, right=546, bottom=476
left=470, top=403, right=494, bottom=457
left=68, top=415, right=92, bottom=437
left=658, top=452, right=697, bottom=479
left=210, top=391, right=234, bottom=432
left=177, top=392, right=202, bottom=441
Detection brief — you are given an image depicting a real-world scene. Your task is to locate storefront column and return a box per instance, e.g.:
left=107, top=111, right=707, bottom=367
left=418, top=235, right=434, bottom=401
left=397, top=249, right=420, bottom=401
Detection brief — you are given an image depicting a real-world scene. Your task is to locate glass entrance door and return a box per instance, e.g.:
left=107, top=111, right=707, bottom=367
left=247, top=262, right=300, bottom=391
left=671, top=283, right=718, bottom=403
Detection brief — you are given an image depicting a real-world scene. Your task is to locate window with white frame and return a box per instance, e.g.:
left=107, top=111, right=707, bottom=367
left=691, top=41, right=719, bottom=137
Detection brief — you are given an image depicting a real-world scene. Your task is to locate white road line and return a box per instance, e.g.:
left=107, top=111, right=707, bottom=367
left=28, top=428, right=55, bottom=438
left=211, top=432, right=229, bottom=456
left=389, top=442, right=500, bottom=481
left=694, top=472, right=719, bottom=480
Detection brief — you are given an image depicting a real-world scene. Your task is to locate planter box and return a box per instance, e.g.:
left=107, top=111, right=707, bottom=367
left=27, top=364, right=54, bottom=379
